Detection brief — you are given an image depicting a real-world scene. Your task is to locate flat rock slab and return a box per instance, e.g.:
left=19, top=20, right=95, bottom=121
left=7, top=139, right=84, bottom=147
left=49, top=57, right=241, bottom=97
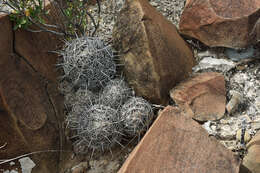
left=179, top=0, right=260, bottom=48
left=0, top=54, right=50, bottom=130
left=119, top=106, right=240, bottom=173
left=170, top=72, right=226, bottom=122
left=113, top=0, right=195, bottom=105
left=0, top=13, right=66, bottom=173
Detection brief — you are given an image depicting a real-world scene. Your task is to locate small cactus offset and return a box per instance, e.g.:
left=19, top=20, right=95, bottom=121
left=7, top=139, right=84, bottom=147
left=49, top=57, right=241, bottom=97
left=65, top=88, right=96, bottom=110
left=74, top=104, right=123, bottom=153
left=57, top=36, right=117, bottom=91
left=120, top=97, right=154, bottom=136
left=100, top=78, right=133, bottom=109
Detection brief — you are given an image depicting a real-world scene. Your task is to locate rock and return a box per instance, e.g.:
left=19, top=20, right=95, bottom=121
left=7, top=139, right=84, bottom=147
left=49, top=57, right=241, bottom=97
left=170, top=72, right=226, bottom=121
left=14, top=1, right=62, bottom=82
left=0, top=54, right=50, bottom=130
left=19, top=157, right=36, bottom=173
left=118, top=106, right=241, bottom=173
left=226, top=90, right=243, bottom=114
left=192, top=57, right=235, bottom=73
left=242, top=131, right=260, bottom=173
left=0, top=12, right=67, bottom=173
left=0, top=91, right=4, bottom=111
left=0, top=14, right=13, bottom=57
left=113, top=0, right=195, bottom=105
left=179, top=0, right=260, bottom=48
left=0, top=54, right=64, bottom=173
left=71, top=162, right=89, bottom=173
left=251, top=18, right=260, bottom=43
left=224, top=46, right=258, bottom=62
left=88, top=159, right=121, bottom=173
left=0, top=14, right=13, bottom=111
left=236, top=129, right=251, bottom=144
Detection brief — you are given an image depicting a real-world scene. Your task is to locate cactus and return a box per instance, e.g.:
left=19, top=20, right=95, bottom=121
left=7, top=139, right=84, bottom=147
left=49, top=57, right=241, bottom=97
left=57, top=36, right=117, bottom=91
left=100, top=78, right=133, bottom=109
left=64, top=88, right=96, bottom=110
left=73, top=104, right=123, bottom=152
left=120, top=97, right=154, bottom=136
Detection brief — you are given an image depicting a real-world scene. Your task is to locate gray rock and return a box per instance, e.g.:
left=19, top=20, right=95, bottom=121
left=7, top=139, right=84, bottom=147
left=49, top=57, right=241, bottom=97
left=193, top=57, right=235, bottom=73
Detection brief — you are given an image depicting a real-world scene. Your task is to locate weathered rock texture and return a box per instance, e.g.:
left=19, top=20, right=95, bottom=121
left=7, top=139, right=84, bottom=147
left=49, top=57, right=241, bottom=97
left=170, top=72, right=226, bottom=122
left=252, top=18, right=260, bottom=43
left=113, top=0, right=195, bottom=105
left=0, top=13, right=66, bottom=173
left=0, top=14, right=12, bottom=111
left=242, top=131, right=260, bottom=173
left=118, top=106, right=240, bottom=173
left=179, top=0, right=260, bottom=48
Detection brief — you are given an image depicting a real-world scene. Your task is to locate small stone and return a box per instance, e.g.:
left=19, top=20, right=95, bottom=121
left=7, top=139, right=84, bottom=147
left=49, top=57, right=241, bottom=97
left=170, top=72, right=226, bottom=121
left=71, top=162, right=89, bottom=173
left=219, top=125, right=236, bottom=140
left=236, top=129, right=251, bottom=144
left=256, top=96, right=260, bottom=110
left=9, top=162, right=15, bottom=166
left=242, top=131, right=260, bottom=172
left=18, top=157, right=36, bottom=173
left=193, top=57, right=235, bottom=73
left=225, top=46, right=257, bottom=62
left=226, top=90, right=243, bottom=114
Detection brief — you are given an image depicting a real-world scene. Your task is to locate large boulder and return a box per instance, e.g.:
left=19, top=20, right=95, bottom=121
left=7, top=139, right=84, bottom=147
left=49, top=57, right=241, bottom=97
left=179, top=0, right=260, bottom=48
left=14, top=29, right=60, bottom=82
left=118, top=106, right=241, bottom=173
left=113, top=0, right=195, bottom=105
left=170, top=72, right=226, bottom=122
left=0, top=54, right=64, bottom=173
left=0, top=14, right=12, bottom=111
left=0, top=13, right=67, bottom=173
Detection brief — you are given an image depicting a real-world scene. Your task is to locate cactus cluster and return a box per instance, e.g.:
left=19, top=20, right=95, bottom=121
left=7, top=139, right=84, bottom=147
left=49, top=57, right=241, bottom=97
left=59, top=36, right=154, bottom=154
left=58, top=36, right=116, bottom=91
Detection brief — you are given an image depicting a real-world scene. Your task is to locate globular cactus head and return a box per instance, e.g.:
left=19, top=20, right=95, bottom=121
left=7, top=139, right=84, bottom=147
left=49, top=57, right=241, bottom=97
left=100, top=78, right=133, bottom=109
left=58, top=36, right=116, bottom=91
left=74, top=104, right=123, bottom=153
left=120, top=97, right=154, bottom=136
left=65, top=88, right=96, bottom=110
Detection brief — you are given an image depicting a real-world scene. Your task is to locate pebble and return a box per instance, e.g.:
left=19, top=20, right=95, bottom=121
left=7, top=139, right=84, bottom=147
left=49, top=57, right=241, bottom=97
left=236, top=129, right=251, bottom=144
left=226, top=90, right=243, bottom=114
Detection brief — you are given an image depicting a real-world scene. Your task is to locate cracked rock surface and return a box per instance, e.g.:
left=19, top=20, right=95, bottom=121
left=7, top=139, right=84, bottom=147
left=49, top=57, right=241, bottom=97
left=0, top=14, right=66, bottom=173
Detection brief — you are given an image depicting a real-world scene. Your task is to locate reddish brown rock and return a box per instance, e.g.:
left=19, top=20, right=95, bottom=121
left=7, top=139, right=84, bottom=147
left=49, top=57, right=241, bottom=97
left=14, top=29, right=61, bottom=82
left=242, top=131, right=260, bottom=173
left=0, top=96, right=4, bottom=110
left=179, top=0, right=260, bottom=48
left=251, top=18, right=260, bottom=43
left=170, top=72, right=226, bottom=122
left=0, top=53, right=65, bottom=173
left=119, top=106, right=240, bottom=173
left=0, top=14, right=13, bottom=56
left=113, top=0, right=195, bottom=105
left=0, top=12, right=67, bottom=173
left=13, top=0, right=62, bottom=82
left=0, top=14, right=13, bottom=111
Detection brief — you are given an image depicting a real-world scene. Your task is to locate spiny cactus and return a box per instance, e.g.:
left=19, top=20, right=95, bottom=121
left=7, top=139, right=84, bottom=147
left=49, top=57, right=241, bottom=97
left=73, top=104, right=123, bottom=152
left=64, top=88, right=96, bottom=109
left=120, top=97, right=154, bottom=136
left=100, top=78, right=133, bottom=109
left=57, top=36, right=116, bottom=91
